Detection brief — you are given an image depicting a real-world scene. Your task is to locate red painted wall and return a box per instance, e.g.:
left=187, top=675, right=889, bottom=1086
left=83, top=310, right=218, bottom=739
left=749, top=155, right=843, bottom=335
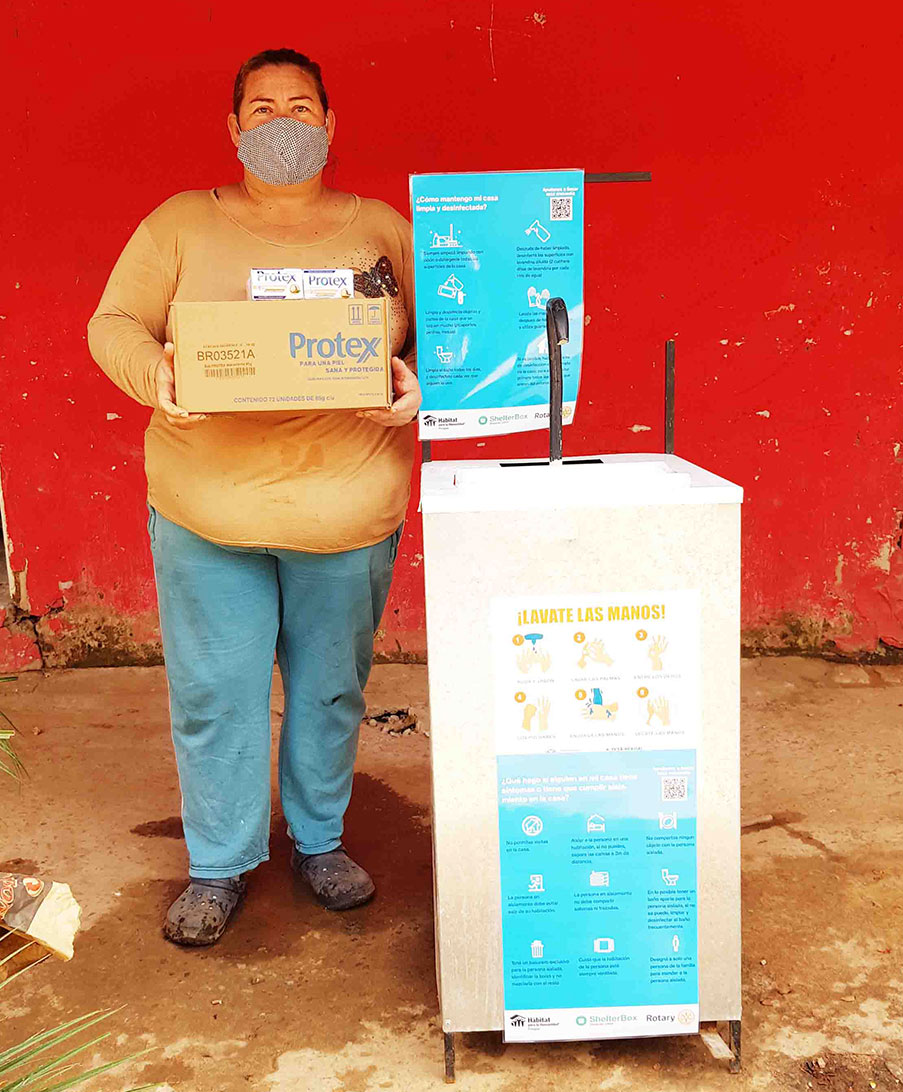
left=3, top=0, right=902, bottom=668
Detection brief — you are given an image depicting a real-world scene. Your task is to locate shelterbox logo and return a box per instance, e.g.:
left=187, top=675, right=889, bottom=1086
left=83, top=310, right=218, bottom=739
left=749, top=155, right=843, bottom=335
left=288, top=333, right=381, bottom=362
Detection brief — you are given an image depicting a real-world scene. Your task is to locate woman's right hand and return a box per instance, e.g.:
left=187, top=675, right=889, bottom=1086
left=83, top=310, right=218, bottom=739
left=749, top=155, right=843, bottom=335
left=155, top=342, right=207, bottom=427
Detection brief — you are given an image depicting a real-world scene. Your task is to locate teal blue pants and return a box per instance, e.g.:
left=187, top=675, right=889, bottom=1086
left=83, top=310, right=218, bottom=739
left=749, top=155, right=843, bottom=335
left=147, top=507, right=401, bottom=879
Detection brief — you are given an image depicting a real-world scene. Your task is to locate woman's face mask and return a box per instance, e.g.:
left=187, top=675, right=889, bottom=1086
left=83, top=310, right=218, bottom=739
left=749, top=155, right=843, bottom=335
left=237, top=115, right=329, bottom=186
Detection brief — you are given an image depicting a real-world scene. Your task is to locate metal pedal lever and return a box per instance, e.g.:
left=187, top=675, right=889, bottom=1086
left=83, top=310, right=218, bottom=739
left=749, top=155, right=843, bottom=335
left=546, top=297, right=569, bottom=464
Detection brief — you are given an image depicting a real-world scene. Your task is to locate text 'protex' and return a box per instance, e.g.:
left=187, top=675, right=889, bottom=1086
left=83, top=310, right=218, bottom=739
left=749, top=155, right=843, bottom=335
left=288, top=333, right=382, bottom=362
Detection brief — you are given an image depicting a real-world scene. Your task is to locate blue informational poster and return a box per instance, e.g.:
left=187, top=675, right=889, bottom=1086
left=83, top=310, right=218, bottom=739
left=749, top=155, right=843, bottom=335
left=409, top=170, right=584, bottom=439
left=498, top=750, right=698, bottom=1042
left=490, top=591, right=701, bottom=1043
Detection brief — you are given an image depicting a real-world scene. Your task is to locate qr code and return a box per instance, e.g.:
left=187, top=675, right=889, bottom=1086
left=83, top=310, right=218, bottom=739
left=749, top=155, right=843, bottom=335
left=550, top=195, right=573, bottom=221
left=661, top=776, right=688, bottom=802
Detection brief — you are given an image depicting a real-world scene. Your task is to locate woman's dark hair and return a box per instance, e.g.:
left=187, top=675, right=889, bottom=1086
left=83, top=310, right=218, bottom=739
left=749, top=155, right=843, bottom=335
left=232, top=49, right=329, bottom=117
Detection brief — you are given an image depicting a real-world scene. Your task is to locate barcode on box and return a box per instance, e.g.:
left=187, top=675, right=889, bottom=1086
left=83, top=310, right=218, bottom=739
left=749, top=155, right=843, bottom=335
left=550, top=195, right=573, bottom=221
left=204, top=366, right=257, bottom=379
left=661, top=776, right=688, bottom=802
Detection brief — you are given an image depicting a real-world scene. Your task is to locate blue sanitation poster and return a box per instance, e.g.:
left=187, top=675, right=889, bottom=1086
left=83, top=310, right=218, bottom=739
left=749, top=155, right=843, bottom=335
left=491, top=591, right=701, bottom=1042
left=409, top=170, right=584, bottom=439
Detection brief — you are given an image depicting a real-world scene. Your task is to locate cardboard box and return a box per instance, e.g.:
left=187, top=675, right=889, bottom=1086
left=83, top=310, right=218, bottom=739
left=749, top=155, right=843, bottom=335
left=171, top=298, right=392, bottom=413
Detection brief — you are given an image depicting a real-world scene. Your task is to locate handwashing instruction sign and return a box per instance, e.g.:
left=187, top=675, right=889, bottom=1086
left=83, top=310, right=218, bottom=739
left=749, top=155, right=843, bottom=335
left=410, top=169, right=584, bottom=439
left=492, top=591, right=700, bottom=1042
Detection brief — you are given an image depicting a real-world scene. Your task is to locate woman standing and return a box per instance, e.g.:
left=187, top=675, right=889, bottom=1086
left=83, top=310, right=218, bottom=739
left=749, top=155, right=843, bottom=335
left=88, top=48, right=421, bottom=946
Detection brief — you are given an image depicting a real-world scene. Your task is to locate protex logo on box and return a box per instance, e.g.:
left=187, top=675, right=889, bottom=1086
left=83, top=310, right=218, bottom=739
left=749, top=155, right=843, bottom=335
left=289, top=332, right=382, bottom=364
left=249, top=268, right=353, bottom=300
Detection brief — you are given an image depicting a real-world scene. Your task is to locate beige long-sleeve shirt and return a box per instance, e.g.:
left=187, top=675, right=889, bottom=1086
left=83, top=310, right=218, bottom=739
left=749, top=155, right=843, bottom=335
left=88, top=189, right=416, bottom=552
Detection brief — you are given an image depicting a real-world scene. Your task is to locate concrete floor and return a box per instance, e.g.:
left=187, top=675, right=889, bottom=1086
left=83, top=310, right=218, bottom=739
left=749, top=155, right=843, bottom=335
left=2, top=657, right=903, bottom=1092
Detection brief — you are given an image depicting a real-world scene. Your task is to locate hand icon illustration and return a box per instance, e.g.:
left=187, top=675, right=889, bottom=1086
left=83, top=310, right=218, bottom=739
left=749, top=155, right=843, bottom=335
left=522, top=698, right=550, bottom=731
left=646, top=697, right=671, bottom=727
left=517, top=647, right=553, bottom=674
left=648, top=636, right=668, bottom=671
left=582, top=701, right=619, bottom=721
left=578, top=640, right=614, bottom=669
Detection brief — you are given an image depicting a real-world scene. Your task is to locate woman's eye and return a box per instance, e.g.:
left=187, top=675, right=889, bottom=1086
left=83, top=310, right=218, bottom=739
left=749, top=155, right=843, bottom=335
left=254, top=106, right=270, bottom=114
left=294, top=105, right=310, bottom=112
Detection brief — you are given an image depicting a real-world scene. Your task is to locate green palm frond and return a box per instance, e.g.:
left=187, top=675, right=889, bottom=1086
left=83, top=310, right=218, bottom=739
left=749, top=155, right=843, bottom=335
left=0, top=940, right=36, bottom=967
left=0, top=953, right=50, bottom=991
left=0, top=711, right=25, bottom=781
left=0, top=1009, right=156, bottom=1091
left=0, top=676, right=25, bottom=781
left=0, top=672, right=158, bottom=1090
left=0, top=732, right=25, bottom=781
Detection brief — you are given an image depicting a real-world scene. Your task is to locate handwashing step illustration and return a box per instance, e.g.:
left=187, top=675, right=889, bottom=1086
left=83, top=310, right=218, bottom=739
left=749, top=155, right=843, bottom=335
left=515, top=632, right=552, bottom=674
left=577, top=638, right=614, bottom=669
left=581, top=687, right=619, bottom=721
left=646, top=696, right=671, bottom=727
left=647, top=635, right=668, bottom=671
left=517, top=695, right=551, bottom=733
left=496, top=593, right=699, bottom=759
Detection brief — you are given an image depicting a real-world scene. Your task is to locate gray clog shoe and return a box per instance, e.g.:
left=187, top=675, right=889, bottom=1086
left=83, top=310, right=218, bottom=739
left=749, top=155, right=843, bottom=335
left=163, top=876, right=246, bottom=946
left=291, top=846, right=375, bottom=910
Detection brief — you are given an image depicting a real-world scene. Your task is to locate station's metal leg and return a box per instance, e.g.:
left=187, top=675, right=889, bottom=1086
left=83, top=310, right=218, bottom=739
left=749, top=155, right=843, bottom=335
left=443, top=1032, right=456, bottom=1083
left=728, top=1020, right=741, bottom=1073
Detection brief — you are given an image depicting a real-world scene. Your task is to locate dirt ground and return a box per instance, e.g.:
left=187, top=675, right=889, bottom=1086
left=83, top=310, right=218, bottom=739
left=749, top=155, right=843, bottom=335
left=2, top=657, right=903, bottom=1092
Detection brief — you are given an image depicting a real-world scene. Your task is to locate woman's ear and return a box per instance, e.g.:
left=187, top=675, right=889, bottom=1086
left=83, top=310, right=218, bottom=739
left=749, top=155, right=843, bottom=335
left=326, top=108, right=336, bottom=145
left=227, top=113, right=241, bottom=148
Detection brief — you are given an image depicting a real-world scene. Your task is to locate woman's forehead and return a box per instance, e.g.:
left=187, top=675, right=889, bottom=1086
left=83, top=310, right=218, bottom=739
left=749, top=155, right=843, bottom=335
left=242, top=64, right=319, bottom=99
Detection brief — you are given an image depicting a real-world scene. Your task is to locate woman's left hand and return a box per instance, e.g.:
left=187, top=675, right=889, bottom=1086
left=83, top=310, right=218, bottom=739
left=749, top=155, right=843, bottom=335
left=358, top=357, right=422, bottom=427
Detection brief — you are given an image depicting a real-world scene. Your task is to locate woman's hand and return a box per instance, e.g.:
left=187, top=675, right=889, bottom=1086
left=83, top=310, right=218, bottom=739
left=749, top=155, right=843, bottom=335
left=358, top=357, right=421, bottom=428
left=155, top=342, right=207, bottom=428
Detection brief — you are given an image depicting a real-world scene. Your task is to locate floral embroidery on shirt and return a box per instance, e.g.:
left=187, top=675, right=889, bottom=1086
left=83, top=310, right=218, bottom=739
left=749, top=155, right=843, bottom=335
left=354, top=256, right=400, bottom=298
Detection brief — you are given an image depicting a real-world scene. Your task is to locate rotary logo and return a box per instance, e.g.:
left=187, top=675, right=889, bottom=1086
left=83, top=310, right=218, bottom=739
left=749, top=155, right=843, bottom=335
left=677, top=1010, right=696, bottom=1025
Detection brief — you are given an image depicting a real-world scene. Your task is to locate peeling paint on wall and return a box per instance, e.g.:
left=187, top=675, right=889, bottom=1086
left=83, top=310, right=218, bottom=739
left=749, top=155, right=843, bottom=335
left=35, top=606, right=163, bottom=669
left=11, top=561, right=30, bottom=615
left=872, top=539, right=894, bottom=574
left=0, top=607, right=42, bottom=671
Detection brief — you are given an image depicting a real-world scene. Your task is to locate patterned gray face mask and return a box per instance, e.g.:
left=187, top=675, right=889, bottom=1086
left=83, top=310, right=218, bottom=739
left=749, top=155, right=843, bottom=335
left=237, top=116, right=329, bottom=186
